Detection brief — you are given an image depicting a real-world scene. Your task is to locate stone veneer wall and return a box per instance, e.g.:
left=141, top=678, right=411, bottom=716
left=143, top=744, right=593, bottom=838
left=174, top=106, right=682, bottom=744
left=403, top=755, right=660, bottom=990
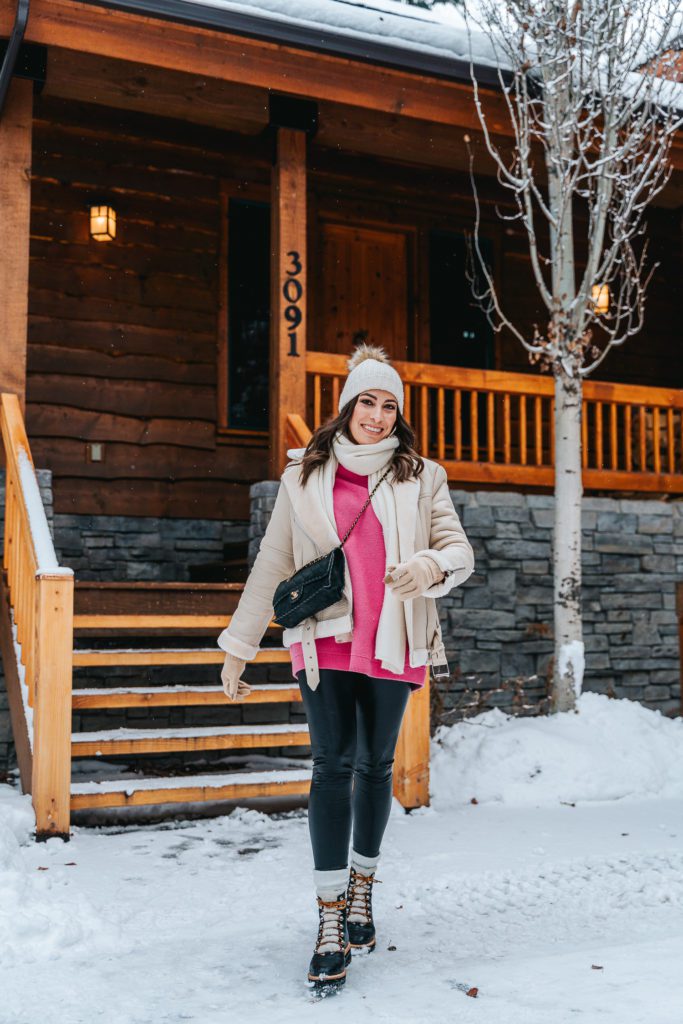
left=249, top=482, right=683, bottom=718
left=0, top=473, right=253, bottom=773
left=52, top=514, right=249, bottom=581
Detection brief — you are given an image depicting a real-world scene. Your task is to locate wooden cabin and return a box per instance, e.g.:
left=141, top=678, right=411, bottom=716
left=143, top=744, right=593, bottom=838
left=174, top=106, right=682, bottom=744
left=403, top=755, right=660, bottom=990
left=0, top=0, right=681, bottom=838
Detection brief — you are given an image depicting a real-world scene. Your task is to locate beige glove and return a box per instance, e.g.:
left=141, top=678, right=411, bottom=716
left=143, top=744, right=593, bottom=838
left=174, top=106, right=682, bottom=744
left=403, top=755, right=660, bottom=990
left=221, top=652, right=251, bottom=701
left=384, top=554, right=444, bottom=601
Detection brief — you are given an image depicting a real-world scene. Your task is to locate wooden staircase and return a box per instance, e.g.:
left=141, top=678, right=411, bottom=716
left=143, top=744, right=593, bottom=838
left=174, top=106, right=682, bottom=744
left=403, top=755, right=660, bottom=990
left=67, top=582, right=313, bottom=813
left=0, top=394, right=430, bottom=840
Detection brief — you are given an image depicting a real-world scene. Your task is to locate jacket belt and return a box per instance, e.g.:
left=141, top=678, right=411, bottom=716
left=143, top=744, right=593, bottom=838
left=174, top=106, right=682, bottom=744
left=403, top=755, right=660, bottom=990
left=428, top=634, right=450, bottom=679
left=301, top=617, right=321, bottom=690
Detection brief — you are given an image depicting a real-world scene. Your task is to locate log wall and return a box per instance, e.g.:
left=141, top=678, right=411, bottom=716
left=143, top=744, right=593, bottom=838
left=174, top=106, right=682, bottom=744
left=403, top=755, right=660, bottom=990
left=26, top=98, right=270, bottom=521
left=25, top=97, right=682, bottom=522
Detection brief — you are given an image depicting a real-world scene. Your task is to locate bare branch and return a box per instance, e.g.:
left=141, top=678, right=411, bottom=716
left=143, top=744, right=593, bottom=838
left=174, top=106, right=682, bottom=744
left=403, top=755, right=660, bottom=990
left=462, top=0, right=681, bottom=374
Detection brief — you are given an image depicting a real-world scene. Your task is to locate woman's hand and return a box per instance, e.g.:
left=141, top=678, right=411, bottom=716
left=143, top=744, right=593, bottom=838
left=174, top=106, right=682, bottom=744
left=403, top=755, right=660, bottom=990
left=221, top=652, right=252, bottom=701
left=384, top=555, right=444, bottom=600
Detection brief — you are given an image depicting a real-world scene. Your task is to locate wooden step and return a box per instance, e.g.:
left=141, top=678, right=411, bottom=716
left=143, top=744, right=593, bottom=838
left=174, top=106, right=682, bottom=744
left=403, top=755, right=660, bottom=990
left=71, top=723, right=310, bottom=756
left=72, top=647, right=289, bottom=667
left=70, top=768, right=312, bottom=809
left=73, top=613, right=280, bottom=633
left=72, top=682, right=302, bottom=708
left=74, top=581, right=245, bottom=617
left=73, top=613, right=234, bottom=630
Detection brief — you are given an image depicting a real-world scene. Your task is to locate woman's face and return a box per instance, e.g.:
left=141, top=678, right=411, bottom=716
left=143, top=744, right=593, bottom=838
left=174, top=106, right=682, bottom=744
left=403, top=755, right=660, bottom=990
left=347, top=389, right=398, bottom=444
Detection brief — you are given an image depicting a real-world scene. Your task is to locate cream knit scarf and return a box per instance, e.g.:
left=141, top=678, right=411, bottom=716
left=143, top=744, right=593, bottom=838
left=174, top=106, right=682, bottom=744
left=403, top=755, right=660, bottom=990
left=311, top=431, right=407, bottom=675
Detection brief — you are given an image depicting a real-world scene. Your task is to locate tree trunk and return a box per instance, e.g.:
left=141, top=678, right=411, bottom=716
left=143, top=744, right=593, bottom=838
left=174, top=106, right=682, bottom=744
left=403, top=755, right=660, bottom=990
left=552, top=365, right=584, bottom=712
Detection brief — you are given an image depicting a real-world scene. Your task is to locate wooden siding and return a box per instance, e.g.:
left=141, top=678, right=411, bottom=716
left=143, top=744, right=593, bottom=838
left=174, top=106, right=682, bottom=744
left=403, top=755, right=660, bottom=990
left=26, top=98, right=270, bottom=520
left=24, top=95, right=682, bottom=521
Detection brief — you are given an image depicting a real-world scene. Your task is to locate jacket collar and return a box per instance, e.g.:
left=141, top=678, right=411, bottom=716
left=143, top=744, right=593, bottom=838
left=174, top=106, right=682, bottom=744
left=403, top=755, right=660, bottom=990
left=281, top=461, right=421, bottom=561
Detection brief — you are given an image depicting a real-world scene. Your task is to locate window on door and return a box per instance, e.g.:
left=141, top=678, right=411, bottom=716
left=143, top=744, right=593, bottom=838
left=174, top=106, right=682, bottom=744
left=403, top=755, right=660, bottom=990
left=225, top=199, right=270, bottom=432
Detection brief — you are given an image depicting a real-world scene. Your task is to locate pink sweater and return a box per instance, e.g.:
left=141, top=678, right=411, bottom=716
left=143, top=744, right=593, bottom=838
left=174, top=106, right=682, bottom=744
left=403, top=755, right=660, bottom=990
left=289, top=464, right=427, bottom=687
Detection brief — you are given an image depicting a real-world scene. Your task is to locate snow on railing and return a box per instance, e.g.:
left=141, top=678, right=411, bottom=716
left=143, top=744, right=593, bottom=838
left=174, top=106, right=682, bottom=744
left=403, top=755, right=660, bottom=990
left=10, top=608, right=33, bottom=751
left=16, top=447, right=72, bottom=577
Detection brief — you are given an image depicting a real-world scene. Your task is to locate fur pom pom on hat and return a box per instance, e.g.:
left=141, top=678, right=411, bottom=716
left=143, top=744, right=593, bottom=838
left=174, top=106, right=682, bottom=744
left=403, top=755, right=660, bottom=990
left=338, top=342, right=404, bottom=414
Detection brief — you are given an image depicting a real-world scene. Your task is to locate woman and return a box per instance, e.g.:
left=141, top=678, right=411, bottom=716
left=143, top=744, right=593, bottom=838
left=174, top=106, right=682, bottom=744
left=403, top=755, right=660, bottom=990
left=218, top=344, right=474, bottom=993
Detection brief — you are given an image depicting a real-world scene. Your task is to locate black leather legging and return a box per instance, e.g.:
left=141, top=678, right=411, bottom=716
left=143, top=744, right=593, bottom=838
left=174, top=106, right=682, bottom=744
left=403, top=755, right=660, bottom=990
left=297, top=668, right=411, bottom=871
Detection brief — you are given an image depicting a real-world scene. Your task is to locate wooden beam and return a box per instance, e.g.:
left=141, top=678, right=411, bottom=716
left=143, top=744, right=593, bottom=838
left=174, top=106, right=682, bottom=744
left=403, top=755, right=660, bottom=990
left=71, top=725, right=310, bottom=756
left=71, top=682, right=302, bottom=708
left=70, top=774, right=311, bottom=809
left=43, top=48, right=270, bottom=134
left=31, top=573, right=74, bottom=840
left=72, top=646, right=290, bottom=666
left=72, top=613, right=235, bottom=630
left=0, top=79, right=32, bottom=409
left=393, top=670, right=430, bottom=809
left=11, top=0, right=511, bottom=135
left=270, top=128, right=308, bottom=477
left=73, top=580, right=244, bottom=616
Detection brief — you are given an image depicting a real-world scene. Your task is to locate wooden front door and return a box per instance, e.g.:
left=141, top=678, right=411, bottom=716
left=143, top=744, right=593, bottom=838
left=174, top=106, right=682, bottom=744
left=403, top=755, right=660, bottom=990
left=319, top=223, right=410, bottom=361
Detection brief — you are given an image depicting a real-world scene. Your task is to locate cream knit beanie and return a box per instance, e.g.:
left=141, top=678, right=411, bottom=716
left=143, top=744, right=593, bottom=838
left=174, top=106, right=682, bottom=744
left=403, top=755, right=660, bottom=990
left=337, top=343, right=404, bottom=415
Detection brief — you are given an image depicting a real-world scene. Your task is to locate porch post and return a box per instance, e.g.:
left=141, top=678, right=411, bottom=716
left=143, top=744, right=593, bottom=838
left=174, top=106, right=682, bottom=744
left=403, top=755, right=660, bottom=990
left=269, top=124, right=309, bottom=478
left=32, top=571, right=74, bottom=840
left=0, top=78, right=32, bottom=409
left=393, top=670, right=431, bottom=808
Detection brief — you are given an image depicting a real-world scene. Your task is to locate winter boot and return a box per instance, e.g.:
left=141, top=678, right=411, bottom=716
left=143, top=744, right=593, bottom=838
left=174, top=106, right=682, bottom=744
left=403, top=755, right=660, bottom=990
left=346, top=867, right=378, bottom=953
left=307, top=894, right=351, bottom=995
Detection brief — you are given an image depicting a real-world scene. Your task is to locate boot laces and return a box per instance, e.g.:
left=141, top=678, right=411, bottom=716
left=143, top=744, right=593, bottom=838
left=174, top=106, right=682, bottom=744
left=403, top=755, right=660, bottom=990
left=347, top=869, right=379, bottom=924
left=315, top=896, right=345, bottom=954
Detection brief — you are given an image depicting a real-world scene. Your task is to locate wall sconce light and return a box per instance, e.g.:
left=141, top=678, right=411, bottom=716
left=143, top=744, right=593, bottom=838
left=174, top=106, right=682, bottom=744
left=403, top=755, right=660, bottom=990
left=90, top=205, right=116, bottom=242
left=591, top=283, right=610, bottom=315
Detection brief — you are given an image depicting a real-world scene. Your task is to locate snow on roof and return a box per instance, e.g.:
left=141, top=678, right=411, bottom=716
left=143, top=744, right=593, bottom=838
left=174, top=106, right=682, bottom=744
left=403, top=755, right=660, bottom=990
left=103, top=0, right=683, bottom=110
left=112, top=0, right=501, bottom=80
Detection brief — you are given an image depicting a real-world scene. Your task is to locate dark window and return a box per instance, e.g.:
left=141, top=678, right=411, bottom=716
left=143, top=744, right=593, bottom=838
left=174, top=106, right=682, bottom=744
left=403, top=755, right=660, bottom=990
left=428, top=232, right=495, bottom=456
left=228, top=200, right=270, bottom=430
left=429, top=231, right=494, bottom=369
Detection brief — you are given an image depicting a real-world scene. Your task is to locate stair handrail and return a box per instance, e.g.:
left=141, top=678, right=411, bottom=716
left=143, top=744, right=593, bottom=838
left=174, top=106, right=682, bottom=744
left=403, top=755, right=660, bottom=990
left=285, top=412, right=312, bottom=450
left=1, top=392, right=73, bottom=839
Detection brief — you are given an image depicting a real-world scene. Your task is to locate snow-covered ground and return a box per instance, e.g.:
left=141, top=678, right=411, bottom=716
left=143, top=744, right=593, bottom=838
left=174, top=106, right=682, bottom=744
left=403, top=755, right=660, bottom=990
left=2, top=693, right=683, bottom=1024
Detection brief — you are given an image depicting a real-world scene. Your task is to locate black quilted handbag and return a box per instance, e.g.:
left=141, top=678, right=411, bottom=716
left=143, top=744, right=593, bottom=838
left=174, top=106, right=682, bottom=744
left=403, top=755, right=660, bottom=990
left=272, top=467, right=392, bottom=629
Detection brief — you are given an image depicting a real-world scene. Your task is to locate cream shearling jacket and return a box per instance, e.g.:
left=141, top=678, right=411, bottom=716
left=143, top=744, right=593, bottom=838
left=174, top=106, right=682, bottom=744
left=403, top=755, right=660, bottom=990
left=217, top=457, right=475, bottom=687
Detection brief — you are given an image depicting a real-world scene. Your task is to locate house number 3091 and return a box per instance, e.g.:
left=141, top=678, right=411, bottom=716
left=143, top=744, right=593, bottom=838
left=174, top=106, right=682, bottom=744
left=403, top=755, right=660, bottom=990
left=283, top=249, right=303, bottom=357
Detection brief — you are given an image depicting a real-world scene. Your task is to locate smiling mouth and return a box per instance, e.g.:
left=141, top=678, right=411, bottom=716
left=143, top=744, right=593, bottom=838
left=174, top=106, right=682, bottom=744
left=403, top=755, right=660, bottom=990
left=361, top=424, right=383, bottom=435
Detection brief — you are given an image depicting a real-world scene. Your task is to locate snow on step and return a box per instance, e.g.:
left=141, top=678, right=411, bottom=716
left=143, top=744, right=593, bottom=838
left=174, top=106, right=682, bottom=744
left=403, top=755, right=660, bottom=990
left=71, top=768, right=312, bottom=796
left=73, top=683, right=298, bottom=696
left=75, top=647, right=225, bottom=654
left=71, top=723, right=310, bottom=743
left=73, top=647, right=287, bottom=654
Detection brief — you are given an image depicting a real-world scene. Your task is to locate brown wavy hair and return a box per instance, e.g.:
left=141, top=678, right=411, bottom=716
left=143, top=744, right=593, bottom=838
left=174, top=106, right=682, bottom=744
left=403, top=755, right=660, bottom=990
left=293, top=396, right=425, bottom=487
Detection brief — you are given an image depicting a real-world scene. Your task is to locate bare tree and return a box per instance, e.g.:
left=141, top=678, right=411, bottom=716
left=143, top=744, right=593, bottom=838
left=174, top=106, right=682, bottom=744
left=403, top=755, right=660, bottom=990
left=462, top=0, right=682, bottom=712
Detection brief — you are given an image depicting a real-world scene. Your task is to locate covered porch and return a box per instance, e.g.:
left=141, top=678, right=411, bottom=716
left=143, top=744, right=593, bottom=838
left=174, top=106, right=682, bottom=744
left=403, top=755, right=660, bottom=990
left=0, top=0, right=682, bottom=834
left=0, top=0, right=681, bottom=525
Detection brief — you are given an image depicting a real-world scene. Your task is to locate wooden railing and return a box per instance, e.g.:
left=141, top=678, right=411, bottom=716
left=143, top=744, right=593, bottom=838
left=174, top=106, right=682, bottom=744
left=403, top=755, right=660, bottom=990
left=306, top=351, right=683, bottom=493
left=0, top=393, right=73, bottom=839
left=285, top=413, right=312, bottom=451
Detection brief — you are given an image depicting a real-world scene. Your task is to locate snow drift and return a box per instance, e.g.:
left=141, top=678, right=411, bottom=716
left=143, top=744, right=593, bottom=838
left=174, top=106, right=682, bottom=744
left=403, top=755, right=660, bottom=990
left=0, top=787, right=120, bottom=963
left=431, top=692, right=683, bottom=808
